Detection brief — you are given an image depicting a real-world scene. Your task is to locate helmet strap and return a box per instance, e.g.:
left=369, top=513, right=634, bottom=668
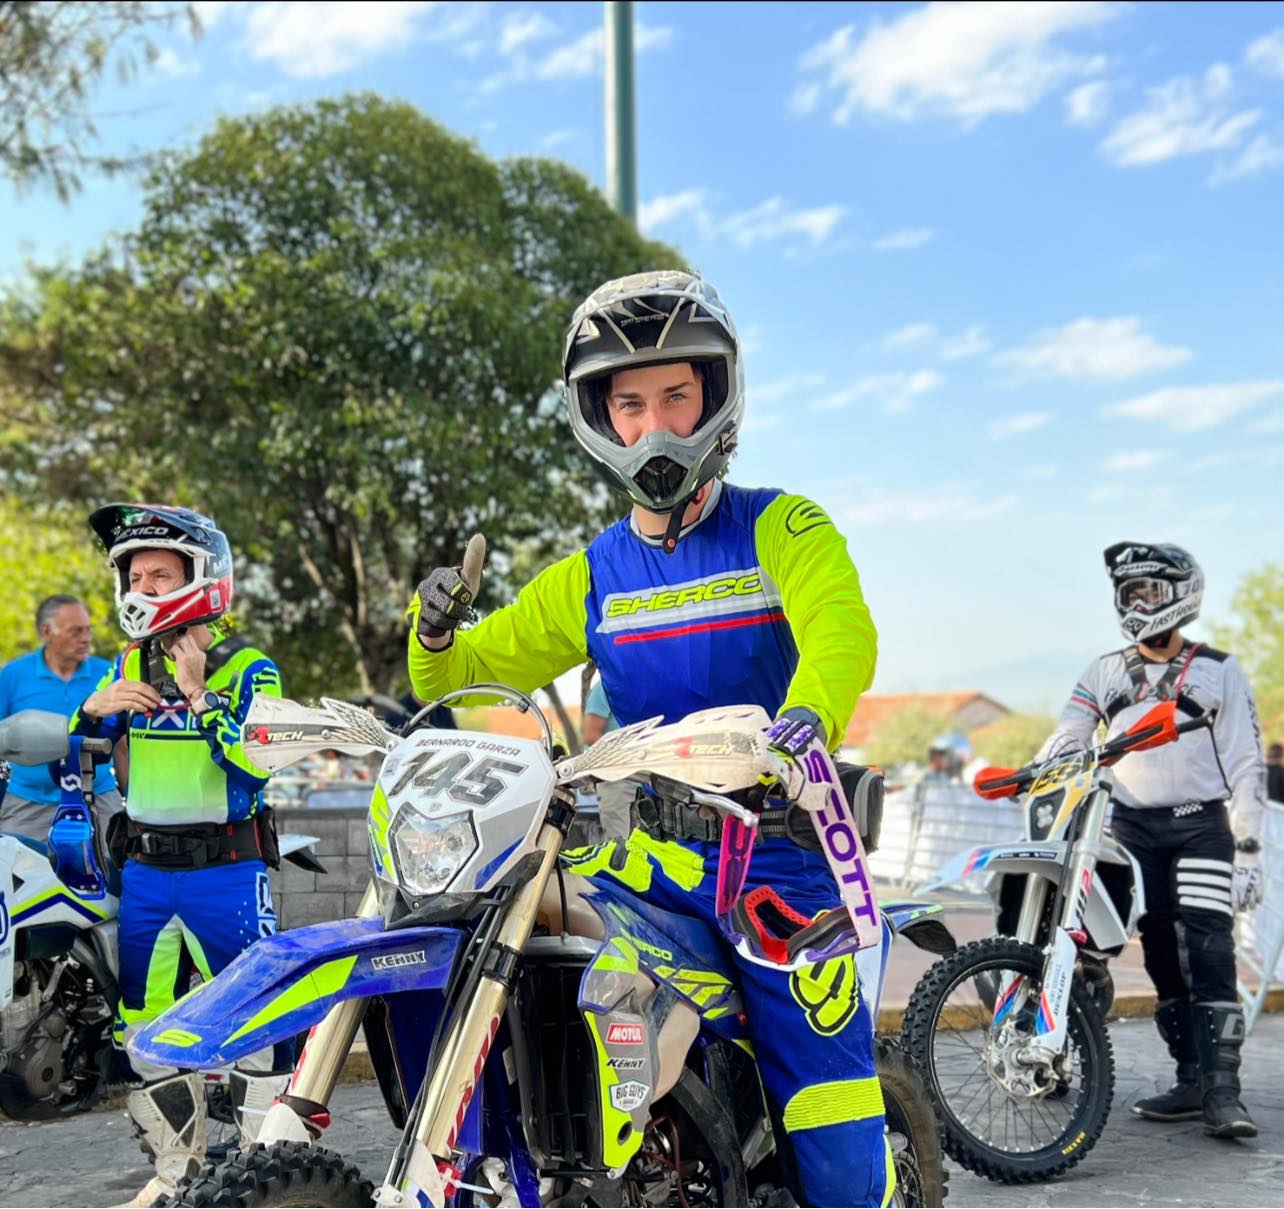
left=661, top=500, right=689, bottom=555
left=139, top=636, right=183, bottom=701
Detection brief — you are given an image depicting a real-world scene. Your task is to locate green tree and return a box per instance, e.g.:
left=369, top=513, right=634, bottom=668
left=0, top=2, right=197, bottom=200
left=1212, top=562, right=1284, bottom=738
left=0, top=495, right=117, bottom=665
left=861, top=703, right=958, bottom=770
left=0, top=94, right=679, bottom=698
left=970, top=712, right=1056, bottom=770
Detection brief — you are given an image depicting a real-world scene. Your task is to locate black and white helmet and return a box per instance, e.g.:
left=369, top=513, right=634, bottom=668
left=1104, top=541, right=1204, bottom=644
left=562, top=270, right=744, bottom=514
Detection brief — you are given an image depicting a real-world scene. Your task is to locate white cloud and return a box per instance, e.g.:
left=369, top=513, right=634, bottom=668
left=749, top=372, right=827, bottom=406
left=1246, top=28, right=1284, bottom=79
left=640, top=191, right=849, bottom=249
left=1100, top=63, right=1261, bottom=167
left=883, top=322, right=938, bottom=350
left=1251, top=408, right=1284, bottom=434
left=873, top=226, right=935, bottom=251
left=1102, top=380, right=1284, bottom=431
left=500, top=11, right=557, bottom=56
left=995, top=316, right=1192, bottom=381
left=989, top=411, right=1052, bottom=440
left=243, top=1, right=479, bottom=78
left=815, top=370, right=945, bottom=414
left=940, top=324, right=991, bottom=360
left=194, top=1, right=233, bottom=30
left=1065, top=79, right=1110, bottom=126
left=153, top=47, right=202, bottom=78
left=881, top=321, right=990, bottom=359
left=637, top=189, right=709, bottom=234
left=539, top=129, right=578, bottom=151
left=723, top=198, right=848, bottom=248
left=836, top=482, right=1018, bottom=527
left=1102, top=449, right=1170, bottom=472
left=487, top=21, right=673, bottom=89
left=796, top=1, right=1118, bottom=127
left=1208, top=133, right=1284, bottom=185
left=790, top=81, right=824, bottom=117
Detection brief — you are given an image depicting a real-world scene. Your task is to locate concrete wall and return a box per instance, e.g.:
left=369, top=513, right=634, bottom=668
left=274, top=806, right=372, bottom=929
left=270, top=805, right=604, bottom=929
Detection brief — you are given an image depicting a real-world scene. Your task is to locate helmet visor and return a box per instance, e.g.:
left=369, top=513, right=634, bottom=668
left=1117, top=577, right=1174, bottom=615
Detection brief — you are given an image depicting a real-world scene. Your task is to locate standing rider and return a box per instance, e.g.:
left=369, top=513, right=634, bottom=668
left=1039, top=542, right=1267, bottom=1139
left=72, top=504, right=288, bottom=1204
left=407, top=271, right=889, bottom=1206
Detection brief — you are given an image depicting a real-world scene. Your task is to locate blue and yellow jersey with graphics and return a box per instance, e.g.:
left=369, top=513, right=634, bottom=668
left=70, top=635, right=281, bottom=826
left=407, top=484, right=877, bottom=745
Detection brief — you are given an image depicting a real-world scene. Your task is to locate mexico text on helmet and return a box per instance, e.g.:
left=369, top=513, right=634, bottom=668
left=562, top=270, right=745, bottom=514
left=1103, top=540, right=1203, bottom=645
left=89, top=502, right=234, bottom=641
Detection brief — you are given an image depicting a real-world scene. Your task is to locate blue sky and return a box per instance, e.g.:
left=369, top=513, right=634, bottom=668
left=4, top=1, right=1283, bottom=712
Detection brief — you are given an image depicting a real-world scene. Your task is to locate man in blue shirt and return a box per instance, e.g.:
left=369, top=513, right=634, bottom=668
left=0, top=594, right=122, bottom=838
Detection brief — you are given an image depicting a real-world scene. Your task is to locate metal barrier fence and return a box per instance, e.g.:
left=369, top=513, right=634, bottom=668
left=1237, top=798, right=1284, bottom=1034
left=870, top=779, right=1022, bottom=889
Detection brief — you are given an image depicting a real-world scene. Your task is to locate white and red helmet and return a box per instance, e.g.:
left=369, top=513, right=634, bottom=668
left=89, top=503, right=234, bottom=641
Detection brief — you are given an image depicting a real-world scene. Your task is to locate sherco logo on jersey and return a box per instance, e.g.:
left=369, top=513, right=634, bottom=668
left=604, top=572, right=763, bottom=617
left=606, top=1022, right=644, bottom=1045
left=597, top=567, right=784, bottom=636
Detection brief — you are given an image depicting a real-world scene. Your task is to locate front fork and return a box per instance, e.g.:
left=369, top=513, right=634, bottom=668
left=375, top=819, right=567, bottom=1209
left=1001, top=788, right=1110, bottom=1060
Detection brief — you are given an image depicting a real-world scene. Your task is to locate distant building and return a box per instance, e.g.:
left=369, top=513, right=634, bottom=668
left=842, top=692, right=1010, bottom=760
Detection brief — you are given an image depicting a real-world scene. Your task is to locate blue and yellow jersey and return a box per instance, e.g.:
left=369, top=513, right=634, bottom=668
left=70, top=635, right=281, bottom=825
left=407, top=484, right=877, bottom=746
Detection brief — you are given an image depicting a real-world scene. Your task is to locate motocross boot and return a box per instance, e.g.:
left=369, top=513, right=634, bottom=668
left=1133, top=997, right=1202, bottom=1121
left=230, top=1067, right=291, bottom=1147
left=114, top=1072, right=206, bottom=1206
left=1194, top=1002, right=1257, bottom=1139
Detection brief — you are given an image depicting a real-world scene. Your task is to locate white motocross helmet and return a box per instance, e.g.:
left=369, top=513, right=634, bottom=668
left=1104, top=541, right=1204, bottom=644
left=562, top=271, right=744, bottom=530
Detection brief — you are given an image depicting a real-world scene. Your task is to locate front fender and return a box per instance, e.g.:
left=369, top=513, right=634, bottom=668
left=129, top=918, right=461, bottom=1070
left=915, top=842, right=1065, bottom=894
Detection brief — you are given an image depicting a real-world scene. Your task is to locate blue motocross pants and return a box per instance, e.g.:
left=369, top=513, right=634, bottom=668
left=116, top=858, right=278, bottom=1069
left=563, top=830, right=893, bottom=1208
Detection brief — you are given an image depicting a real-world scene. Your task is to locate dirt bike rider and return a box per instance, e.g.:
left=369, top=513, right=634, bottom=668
left=407, top=271, right=890, bottom=1206
left=1038, top=541, right=1267, bottom=1139
left=71, top=504, right=289, bottom=1204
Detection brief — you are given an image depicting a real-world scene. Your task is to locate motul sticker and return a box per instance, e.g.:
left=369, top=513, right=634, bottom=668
left=610, top=1080, right=649, bottom=1111
left=606, top=1022, right=644, bottom=1045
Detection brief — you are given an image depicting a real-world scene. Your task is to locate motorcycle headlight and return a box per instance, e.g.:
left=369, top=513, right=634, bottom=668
left=390, top=809, right=477, bottom=896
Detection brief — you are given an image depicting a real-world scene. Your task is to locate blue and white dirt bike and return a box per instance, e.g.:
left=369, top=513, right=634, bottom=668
left=133, top=686, right=954, bottom=1207
left=0, top=709, right=324, bottom=1126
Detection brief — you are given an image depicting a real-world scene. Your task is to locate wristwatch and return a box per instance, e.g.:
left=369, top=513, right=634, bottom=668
left=190, top=689, right=224, bottom=723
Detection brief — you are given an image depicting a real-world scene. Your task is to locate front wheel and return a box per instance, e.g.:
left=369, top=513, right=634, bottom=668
left=876, top=1036, right=948, bottom=1207
left=174, top=1142, right=373, bottom=1207
left=901, top=937, right=1114, bottom=1184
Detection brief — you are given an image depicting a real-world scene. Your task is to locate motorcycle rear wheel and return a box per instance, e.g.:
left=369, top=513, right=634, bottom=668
left=876, top=1035, right=948, bottom=1207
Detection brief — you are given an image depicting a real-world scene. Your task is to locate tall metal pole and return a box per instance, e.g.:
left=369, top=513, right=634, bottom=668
left=604, top=1, right=637, bottom=225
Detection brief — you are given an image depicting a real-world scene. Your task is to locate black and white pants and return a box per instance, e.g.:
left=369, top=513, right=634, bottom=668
left=1110, top=801, right=1237, bottom=1005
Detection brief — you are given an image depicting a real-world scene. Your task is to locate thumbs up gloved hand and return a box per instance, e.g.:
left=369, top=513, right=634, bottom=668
left=413, top=534, right=487, bottom=651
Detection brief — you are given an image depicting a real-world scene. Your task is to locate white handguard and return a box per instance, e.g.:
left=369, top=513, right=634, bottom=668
left=242, top=695, right=398, bottom=773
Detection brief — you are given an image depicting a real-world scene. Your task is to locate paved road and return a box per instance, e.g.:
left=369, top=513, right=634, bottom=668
left=3, top=1014, right=1282, bottom=1207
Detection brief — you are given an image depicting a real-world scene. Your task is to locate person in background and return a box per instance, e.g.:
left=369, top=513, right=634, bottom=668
left=582, top=672, right=632, bottom=838
left=1267, top=742, right=1283, bottom=806
left=0, top=594, right=124, bottom=839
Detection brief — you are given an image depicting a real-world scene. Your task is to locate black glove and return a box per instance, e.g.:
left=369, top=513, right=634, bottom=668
left=414, top=534, right=486, bottom=647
